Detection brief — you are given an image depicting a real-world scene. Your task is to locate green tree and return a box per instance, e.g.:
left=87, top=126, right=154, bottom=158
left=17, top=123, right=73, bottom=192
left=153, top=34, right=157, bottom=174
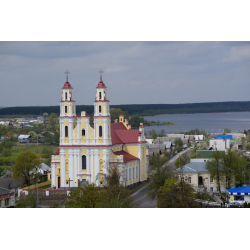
left=148, top=129, right=158, bottom=139
left=147, top=154, right=173, bottom=200
left=129, top=114, right=144, bottom=128
left=110, top=108, right=129, bottom=123
left=49, top=113, right=58, bottom=130
left=205, top=151, right=223, bottom=193
left=0, top=166, right=4, bottom=177
left=28, top=131, right=37, bottom=142
left=100, top=166, right=135, bottom=208
left=175, top=153, right=190, bottom=168
left=222, top=128, right=231, bottom=135
left=15, top=192, right=36, bottom=208
left=65, top=183, right=103, bottom=208
left=13, top=151, right=40, bottom=186
left=189, top=144, right=202, bottom=159
left=157, top=178, right=200, bottom=208
left=2, top=148, right=12, bottom=157
left=174, top=138, right=183, bottom=148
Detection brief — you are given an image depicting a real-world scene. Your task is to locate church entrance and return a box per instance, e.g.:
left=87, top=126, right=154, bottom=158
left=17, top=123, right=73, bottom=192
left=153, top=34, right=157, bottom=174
left=58, top=176, right=61, bottom=189
left=81, top=179, right=87, bottom=188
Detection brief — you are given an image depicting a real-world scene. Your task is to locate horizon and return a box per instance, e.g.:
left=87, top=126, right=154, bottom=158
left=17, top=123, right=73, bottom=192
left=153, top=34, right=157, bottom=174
left=1, top=100, right=250, bottom=109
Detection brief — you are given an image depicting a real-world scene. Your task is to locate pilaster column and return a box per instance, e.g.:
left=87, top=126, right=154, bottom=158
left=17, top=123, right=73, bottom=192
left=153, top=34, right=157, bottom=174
left=77, top=118, right=80, bottom=145
left=74, top=150, right=78, bottom=187
left=51, top=164, right=56, bottom=188
left=91, top=149, right=94, bottom=184
left=138, top=145, right=142, bottom=182
left=60, top=148, right=65, bottom=189
left=86, top=119, right=89, bottom=145
left=69, top=149, right=74, bottom=187
left=78, top=149, right=81, bottom=180
left=94, top=149, right=99, bottom=185
left=69, top=119, right=73, bottom=145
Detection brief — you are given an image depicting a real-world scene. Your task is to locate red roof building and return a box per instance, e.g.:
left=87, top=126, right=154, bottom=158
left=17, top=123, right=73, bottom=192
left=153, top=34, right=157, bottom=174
left=51, top=73, right=149, bottom=190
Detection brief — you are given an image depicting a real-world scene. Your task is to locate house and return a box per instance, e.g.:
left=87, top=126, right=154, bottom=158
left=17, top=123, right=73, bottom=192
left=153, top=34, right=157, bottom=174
left=226, top=186, right=250, bottom=205
left=194, top=135, right=205, bottom=141
left=0, top=177, right=22, bottom=194
left=50, top=74, right=149, bottom=189
left=18, top=134, right=31, bottom=142
left=163, top=141, right=172, bottom=152
left=176, top=162, right=231, bottom=193
left=0, top=187, right=15, bottom=208
left=209, top=139, right=230, bottom=150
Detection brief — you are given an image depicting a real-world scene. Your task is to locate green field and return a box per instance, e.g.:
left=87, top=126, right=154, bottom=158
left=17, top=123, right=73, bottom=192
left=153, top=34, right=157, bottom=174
left=0, top=144, right=58, bottom=166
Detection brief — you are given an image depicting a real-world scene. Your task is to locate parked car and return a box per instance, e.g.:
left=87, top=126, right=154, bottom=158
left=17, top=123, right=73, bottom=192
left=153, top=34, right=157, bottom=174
left=228, top=202, right=244, bottom=208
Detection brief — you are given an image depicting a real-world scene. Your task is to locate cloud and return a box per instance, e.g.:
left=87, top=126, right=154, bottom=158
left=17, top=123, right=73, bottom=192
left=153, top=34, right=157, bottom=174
left=223, top=44, right=250, bottom=62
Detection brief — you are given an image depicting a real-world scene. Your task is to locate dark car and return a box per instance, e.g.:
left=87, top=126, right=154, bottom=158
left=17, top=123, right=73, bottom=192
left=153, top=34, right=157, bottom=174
left=228, top=202, right=244, bottom=208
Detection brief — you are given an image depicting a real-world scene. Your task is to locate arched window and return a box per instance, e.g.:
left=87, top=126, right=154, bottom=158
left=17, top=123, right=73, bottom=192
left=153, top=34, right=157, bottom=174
left=82, top=155, right=86, bottom=170
left=99, top=125, right=102, bottom=137
left=99, top=92, right=102, bottom=100
left=108, top=125, right=110, bottom=137
left=82, top=129, right=85, bottom=136
left=65, top=106, right=67, bottom=113
left=99, top=105, right=102, bottom=113
left=65, top=126, right=68, bottom=137
left=65, top=92, right=67, bottom=100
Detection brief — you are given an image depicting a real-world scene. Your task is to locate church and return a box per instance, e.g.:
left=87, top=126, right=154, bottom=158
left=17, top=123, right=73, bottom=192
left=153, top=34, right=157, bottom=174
left=51, top=72, right=149, bottom=190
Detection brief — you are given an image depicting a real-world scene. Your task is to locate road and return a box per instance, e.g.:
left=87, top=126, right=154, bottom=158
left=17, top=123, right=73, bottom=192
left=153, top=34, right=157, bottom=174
left=131, top=185, right=157, bottom=208
left=132, top=147, right=192, bottom=208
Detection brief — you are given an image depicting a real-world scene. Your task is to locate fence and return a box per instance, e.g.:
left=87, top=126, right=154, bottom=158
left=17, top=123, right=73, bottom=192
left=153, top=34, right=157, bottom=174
left=23, top=180, right=51, bottom=190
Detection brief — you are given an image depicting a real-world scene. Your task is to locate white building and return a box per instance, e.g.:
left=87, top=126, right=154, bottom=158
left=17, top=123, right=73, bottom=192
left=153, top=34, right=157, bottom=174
left=209, top=139, right=230, bottom=150
left=176, top=162, right=232, bottom=193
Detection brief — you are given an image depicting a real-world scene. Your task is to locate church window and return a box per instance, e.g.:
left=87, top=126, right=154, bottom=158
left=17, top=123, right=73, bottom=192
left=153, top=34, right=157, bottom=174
left=65, top=126, right=68, bottom=137
left=99, top=92, right=102, bottom=100
left=65, top=106, right=67, bottom=113
left=108, top=125, right=110, bottom=137
left=143, top=148, right=144, bottom=159
left=82, top=129, right=85, bottom=136
left=136, top=166, right=138, bottom=177
left=99, top=105, right=102, bottom=113
left=82, top=155, right=86, bottom=170
left=99, top=126, right=102, bottom=137
left=65, top=92, right=67, bottom=100
left=133, top=167, right=134, bottom=179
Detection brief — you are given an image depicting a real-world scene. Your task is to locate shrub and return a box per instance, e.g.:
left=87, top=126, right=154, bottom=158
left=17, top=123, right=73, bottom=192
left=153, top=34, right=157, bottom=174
left=2, top=148, right=12, bottom=157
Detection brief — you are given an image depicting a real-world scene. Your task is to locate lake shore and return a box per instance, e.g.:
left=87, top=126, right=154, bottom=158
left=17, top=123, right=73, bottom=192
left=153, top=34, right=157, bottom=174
left=141, top=111, right=250, bottom=117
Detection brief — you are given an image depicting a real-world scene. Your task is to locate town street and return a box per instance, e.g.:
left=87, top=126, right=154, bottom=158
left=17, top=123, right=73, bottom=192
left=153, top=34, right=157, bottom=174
left=132, top=147, right=192, bottom=208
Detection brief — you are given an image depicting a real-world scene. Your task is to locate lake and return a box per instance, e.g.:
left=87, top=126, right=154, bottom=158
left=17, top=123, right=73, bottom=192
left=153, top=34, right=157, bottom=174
left=143, top=112, right=250, bottom=134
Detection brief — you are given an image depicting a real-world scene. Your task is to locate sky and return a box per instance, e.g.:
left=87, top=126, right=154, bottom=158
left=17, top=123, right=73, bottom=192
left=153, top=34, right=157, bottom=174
left=0, top=41, right=249, bottom=107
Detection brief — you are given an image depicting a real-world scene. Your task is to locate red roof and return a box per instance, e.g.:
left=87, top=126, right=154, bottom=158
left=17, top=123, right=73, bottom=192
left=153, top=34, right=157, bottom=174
left=56, top=148, right=60, bottom=155
left=112, top=151, right=139, bottom=163
left=111, top=122, right=140, bottom=144
left=119, top=110, right=124, bottom=116
left=96, top=79, right=107, bottom=88
left=62, top=80, right=73, bottom=89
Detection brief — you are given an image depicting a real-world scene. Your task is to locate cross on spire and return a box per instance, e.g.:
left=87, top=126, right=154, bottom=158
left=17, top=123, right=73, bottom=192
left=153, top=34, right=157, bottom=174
left=98, top=69, right=104, bottom=80
left=64, top=69, right=70, bottom=81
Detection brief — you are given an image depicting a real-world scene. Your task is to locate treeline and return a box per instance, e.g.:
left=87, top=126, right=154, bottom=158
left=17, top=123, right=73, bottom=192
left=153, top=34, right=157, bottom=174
left=0, top=101, right=250, bottom=116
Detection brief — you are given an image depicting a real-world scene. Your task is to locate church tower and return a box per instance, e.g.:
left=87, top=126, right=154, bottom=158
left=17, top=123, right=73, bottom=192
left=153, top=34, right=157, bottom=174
left=60, top=70, right=76, bottom=145
left=93, top=70, right=112, bottom=146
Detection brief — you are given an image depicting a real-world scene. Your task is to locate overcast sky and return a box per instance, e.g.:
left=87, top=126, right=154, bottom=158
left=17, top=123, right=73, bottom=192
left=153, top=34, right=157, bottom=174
left=0, top=41, right=249, bottom=107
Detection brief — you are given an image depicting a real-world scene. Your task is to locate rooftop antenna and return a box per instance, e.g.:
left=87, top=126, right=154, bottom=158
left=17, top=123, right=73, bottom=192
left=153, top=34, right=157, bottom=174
left=64, top=69, right=70, bottom=81
left=98, top=69, right=104, bottom=80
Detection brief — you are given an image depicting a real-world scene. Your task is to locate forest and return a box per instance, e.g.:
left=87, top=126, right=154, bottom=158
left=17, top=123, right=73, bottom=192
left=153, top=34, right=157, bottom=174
left=0, top=101, right=249, bottom=117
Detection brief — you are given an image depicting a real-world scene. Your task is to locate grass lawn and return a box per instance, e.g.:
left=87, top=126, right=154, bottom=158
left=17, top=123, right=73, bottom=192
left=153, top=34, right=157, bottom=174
left=0, top=144, right=58, bottom=165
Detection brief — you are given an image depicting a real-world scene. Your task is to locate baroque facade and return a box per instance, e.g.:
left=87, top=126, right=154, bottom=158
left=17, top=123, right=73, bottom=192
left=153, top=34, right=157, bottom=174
left=51, top=74, right=149, bottom=189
